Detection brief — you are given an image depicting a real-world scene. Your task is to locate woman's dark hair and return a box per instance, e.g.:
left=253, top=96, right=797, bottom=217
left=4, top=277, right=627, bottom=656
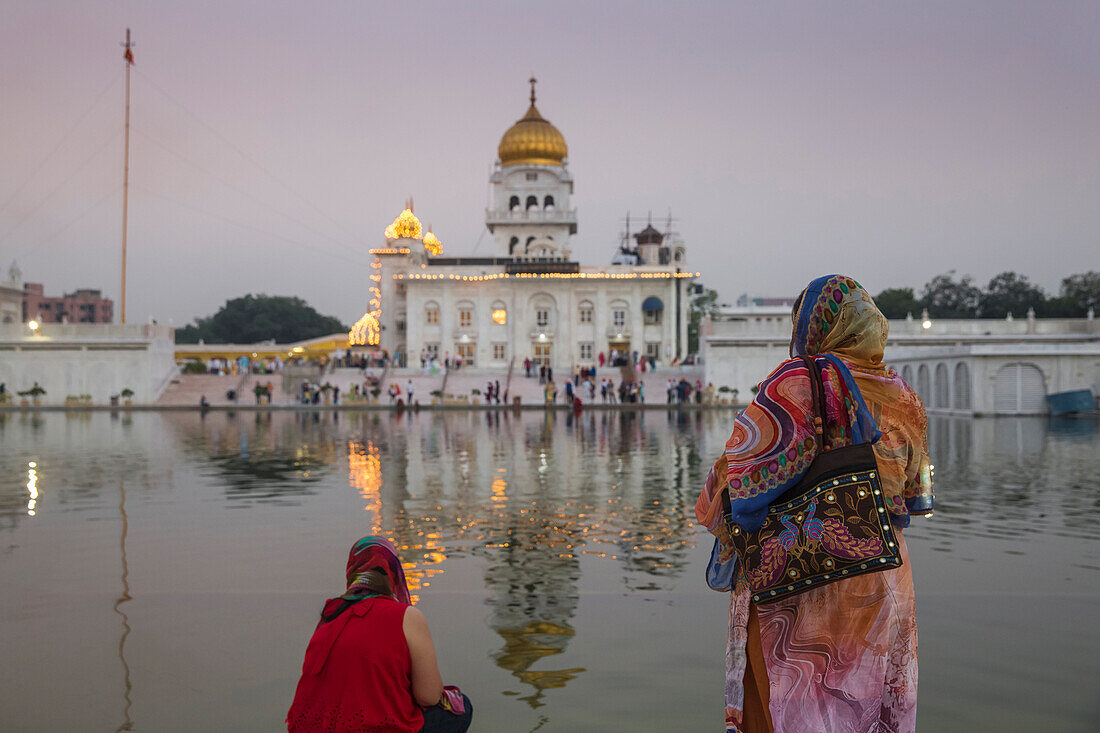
left=320, top=568, right=395, bottom=623
left=792, top=288, right=807, bottom=321
left=357, top=568, right=394, bottom=598
left=789, top=288, right=808, bottom=358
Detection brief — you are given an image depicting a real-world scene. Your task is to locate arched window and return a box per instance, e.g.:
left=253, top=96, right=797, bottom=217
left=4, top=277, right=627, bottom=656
left=954, top=362, right=971, bottom=410
left=901, top=365, right=913, bottom=386
left=509, top=237, right=519, bottom=254
left=610, top=299, right=629, bottom=330
left=934, top=363, right=950, bottom=409
left=642, top=296, right=664, bottom=325
left=544, top=195, right=555, bottom=210
left=525, top=236, right=536, bottom=253
left=425, top=302, right=440, bottom=325
left=456, top=301, right=475, bottom=329
left=509, top=195, right=520, bottom=211
left=578, top=300, right=593, bottom=324
left=529, top=294, right=557, bottom=333
left=526, top=195, right=538, bottom=211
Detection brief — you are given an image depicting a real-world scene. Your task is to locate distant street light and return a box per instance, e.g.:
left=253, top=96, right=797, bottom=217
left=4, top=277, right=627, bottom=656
left=921, top=319, right=932, bottom=330
left=28, top=320, right=39, bottom=332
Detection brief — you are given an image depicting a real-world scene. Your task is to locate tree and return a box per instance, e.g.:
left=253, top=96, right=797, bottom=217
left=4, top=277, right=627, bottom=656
left=874, top=288, right=920, bottom=319
left=1059, top=271, right=1100, bottom=315
left=979, top=272, right=1045, bottom=319
left=919, top=271, right=980, bottom=318
left=688, top=287, right=721, bottom=354
left=176, top=294, right=347, bottom=344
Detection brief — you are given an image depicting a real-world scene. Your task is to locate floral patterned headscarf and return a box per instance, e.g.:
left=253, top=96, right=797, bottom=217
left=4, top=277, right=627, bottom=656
left=791, top=274, right=890, bottom=366
left=341, top=536, right=411, bottom=605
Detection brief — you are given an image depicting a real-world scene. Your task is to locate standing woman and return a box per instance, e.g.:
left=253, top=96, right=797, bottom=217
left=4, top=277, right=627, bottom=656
left=696, top=275, right=933, bottom=733
left=287, top=536, right=472, bottom=733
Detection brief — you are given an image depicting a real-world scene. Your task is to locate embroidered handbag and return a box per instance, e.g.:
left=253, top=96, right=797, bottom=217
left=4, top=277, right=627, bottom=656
left=721, top=356, right=902, bottom=605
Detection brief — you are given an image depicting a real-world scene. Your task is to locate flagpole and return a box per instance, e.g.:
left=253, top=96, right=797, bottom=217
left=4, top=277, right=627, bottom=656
left=120, top=28, right=133, bottom=324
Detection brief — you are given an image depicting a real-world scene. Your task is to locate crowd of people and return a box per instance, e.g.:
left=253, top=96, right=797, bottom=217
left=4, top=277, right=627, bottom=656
left=416, top=350, right=464, bottom=373
left=298, top=382, right=340, bottom=405
left=197, top=355, right=283, bottom=376
left=665, top=377, right=720, bottom=404
left=334, top=350, right=393, bottom=369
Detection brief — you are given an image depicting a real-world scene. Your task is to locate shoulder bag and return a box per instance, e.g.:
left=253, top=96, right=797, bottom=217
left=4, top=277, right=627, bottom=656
left=721, top=356, right=902, bottom=604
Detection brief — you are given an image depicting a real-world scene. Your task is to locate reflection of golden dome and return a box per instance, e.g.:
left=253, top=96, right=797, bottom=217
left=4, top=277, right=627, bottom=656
left=385, top=208, right=422, bottom=240
left=498, top=79, right=567, bottom=167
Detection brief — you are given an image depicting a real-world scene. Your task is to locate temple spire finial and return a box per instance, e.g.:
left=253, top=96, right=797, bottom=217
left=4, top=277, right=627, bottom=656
left=529, top=76, right=537, bottom=105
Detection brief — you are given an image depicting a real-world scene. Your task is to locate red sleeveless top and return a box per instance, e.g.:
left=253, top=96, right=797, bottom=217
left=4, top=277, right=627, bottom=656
left=287, top=597, right=424, bottom=732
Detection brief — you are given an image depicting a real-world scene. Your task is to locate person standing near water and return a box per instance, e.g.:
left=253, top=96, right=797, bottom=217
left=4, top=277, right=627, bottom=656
left=695, top=276, right=933, bottom=733
left=287, top=536, right=472, bottom=733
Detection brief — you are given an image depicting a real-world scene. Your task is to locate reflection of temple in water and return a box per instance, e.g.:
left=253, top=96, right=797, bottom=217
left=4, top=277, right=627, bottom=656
left=483, top=530, right=584, bottom=708
left=350, top=409, right=715, bottom=706
left=165, top=411, right=339, bottom=502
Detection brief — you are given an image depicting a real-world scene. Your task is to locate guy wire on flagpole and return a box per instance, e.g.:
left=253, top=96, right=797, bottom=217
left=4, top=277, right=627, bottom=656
left=120, top=28, right=134, bottom=324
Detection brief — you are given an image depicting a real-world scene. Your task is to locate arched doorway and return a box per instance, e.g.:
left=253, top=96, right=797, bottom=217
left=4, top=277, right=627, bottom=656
left=953, top=363, right=971, bottom=410
left=916, top=364, right=930, bottom=405
left=934, top=363, right=950, bottom=409
left=993, top=363, right=1046, bottom=414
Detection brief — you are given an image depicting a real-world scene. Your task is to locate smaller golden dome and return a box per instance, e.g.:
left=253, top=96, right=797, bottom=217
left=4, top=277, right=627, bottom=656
left=423, top=230, right=442, bottom=256
left=385, top=208, right=422, bottom=240
left=498, top=78, right=567, bottom=167
left=349, top=312, right=380, bottom=346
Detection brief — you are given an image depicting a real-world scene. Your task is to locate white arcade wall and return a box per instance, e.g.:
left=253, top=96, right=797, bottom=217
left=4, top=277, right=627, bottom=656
left=0, top=324, right=178, bottom=405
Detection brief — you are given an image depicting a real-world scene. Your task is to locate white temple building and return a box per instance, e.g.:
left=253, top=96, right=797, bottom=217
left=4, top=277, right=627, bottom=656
left=359, top=81, right=697, bottom=372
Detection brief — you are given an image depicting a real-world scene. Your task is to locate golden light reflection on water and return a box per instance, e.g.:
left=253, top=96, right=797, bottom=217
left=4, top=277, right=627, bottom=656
left=163, top=410, right=708, bottom=711
left=348, top=440, right=382, bottom=533
left=26, top=461, right=39, bottom=516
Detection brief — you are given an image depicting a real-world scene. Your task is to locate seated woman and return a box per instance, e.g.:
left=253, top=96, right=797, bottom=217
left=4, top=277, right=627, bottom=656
left=287, top=536, right=472, bottom=733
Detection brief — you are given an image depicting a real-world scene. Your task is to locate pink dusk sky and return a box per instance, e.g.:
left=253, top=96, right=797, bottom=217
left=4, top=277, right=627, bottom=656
left=1, top=0, right=1097, bottom=325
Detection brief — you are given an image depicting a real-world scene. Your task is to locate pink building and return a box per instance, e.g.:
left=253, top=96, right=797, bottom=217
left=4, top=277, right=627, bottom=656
left=22, top=283, right=114, bottom=323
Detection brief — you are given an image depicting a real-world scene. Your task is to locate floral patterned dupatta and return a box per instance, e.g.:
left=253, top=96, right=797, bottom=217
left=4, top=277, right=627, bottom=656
left=696, top=275, right=933, bottom=592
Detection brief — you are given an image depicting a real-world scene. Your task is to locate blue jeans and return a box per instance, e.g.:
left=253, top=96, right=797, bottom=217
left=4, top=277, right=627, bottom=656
left=418, top=695, right=472, bottom=733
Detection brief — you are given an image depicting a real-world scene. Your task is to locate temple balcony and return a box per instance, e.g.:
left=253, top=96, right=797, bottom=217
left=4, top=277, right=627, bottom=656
left=485, top=208, right=578, bottom=234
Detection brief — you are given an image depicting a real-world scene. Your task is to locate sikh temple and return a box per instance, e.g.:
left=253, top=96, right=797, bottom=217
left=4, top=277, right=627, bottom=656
left=354, top=80, right=697, bottom=371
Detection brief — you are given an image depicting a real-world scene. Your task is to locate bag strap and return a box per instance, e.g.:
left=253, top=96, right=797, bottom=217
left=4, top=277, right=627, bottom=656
left=720, top=356, right=843, bottom=522
left=801, top=356, right=827, bottom=452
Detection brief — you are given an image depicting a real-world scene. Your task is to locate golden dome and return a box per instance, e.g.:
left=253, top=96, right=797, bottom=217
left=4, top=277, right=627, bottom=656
left=422, top=230, right=442, bottom=255
left=497, top=79, right=567, bottom=167
left=384, top=208, right=422, bottom=240
left=349, top=312, right=380, bottom=346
